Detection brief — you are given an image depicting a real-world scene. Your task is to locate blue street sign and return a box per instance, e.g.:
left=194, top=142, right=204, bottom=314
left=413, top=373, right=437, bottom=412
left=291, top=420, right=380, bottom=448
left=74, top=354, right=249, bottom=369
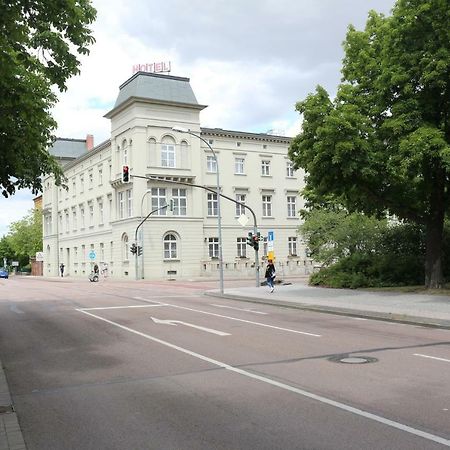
left=268, top=231, right=274, bottom=241
left=88, top=250, right=96, bottom=260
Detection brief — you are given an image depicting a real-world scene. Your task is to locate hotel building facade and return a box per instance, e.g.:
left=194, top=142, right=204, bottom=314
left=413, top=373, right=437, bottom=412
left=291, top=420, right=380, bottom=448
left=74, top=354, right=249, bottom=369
left=42, top=72, right=311, bottom=280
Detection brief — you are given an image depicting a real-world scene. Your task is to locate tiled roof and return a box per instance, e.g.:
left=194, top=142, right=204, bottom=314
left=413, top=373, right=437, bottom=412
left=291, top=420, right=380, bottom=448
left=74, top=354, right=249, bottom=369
left=113, top=72, right=200, bottom=109
left=49, top=138, right=87, bottom=159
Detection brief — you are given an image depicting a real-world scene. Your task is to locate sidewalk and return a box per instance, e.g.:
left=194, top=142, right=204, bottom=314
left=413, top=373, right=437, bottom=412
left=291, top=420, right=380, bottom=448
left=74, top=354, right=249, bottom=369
left=207, top=282, right=450, bottom=328
left=0, top=366, right=25, bottom=450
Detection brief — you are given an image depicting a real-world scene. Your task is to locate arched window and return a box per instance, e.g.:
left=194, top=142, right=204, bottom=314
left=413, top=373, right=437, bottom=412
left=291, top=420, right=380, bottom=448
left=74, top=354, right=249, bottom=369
left=122, top=139, right=128, bottom=165
left=148, top=138, right=157, bottom=166
left=122, top=233, right=129, bottom=261
left=161, top=136, right=176, bottom=168
left=180, top=140, right=189, bottom=168
left=163, top=233, right=178, bottom=260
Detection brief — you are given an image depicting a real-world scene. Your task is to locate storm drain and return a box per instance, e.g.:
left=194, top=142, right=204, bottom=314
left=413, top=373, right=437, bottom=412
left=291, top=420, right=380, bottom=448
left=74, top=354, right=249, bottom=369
left=328, top=355, right=378, bottom=364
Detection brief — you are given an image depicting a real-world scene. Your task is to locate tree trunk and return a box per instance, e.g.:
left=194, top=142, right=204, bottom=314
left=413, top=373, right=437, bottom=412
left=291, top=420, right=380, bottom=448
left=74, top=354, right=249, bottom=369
left=424, top=217, right=444, bottom=288
left=424, top=167, right=445, bottom=289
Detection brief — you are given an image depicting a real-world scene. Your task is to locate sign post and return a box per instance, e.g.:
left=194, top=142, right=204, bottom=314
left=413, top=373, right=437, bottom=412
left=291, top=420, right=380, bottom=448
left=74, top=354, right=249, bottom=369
left=267, top=230, right=275, bottom=261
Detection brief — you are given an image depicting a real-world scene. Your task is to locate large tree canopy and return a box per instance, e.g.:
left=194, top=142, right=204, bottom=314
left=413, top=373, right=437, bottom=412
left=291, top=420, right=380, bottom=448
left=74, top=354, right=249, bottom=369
left=289, top=0, right=450, bottom=288
left=0, top=0, right=96, bottom=197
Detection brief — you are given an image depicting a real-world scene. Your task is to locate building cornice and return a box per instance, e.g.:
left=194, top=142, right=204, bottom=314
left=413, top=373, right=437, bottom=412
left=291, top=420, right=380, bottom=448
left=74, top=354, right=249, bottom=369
left=104, top=96, right=207, bottom=119
left=200, top=128, right=292, bottom=144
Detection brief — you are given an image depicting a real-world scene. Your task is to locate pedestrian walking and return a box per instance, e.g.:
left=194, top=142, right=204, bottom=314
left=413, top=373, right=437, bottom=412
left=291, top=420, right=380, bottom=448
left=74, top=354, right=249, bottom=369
left=265, top=259, right=276, bottom=292
left=60, top=263, right=65, bottom=277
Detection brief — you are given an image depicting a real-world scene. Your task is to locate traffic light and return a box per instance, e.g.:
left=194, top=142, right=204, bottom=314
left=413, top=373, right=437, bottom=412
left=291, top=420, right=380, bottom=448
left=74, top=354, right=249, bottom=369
left=137, top=246, right=143, bottom=256
left=246, top=231, right=254, bottom=248
left=252, top=232, right=260, bottom=251
left=122, top=165, right=130, bottom=183
left=130, top=243, right=137, bottom=255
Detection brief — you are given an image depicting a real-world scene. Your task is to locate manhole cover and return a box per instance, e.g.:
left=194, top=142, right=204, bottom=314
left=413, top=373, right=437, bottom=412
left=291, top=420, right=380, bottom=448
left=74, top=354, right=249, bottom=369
left=328, top=355, right=378, bottom=364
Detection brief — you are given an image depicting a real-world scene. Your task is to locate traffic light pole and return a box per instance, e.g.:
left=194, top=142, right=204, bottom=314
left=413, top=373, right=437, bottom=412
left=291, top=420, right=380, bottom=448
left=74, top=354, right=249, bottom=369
left=134, top=203, right=170, bottom=280
left=132, top=175, right=261, bottom=288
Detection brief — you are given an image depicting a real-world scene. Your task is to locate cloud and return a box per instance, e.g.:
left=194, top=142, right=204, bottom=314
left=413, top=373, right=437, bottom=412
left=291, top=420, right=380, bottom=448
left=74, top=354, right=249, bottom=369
left=3, top=0, right=396, bottom=225
left=0, top=189, right=34, bottom=238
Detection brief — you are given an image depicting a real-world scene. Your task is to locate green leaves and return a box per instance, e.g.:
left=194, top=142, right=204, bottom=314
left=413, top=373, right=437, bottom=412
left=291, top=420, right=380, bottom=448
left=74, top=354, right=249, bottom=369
left=290, top=0, right=449, bottom=287
left=0, top=0, right=96, bottom=197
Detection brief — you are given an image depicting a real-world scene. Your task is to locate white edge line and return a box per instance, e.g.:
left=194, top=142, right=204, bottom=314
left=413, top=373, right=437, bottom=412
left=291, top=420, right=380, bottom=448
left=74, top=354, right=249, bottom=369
left=210, top=304, right=268, bottom=315
left=414, top=353, right=450, bottom=363
left=134, top=297, right=321, bottom=337
left=76, top=309, right=450, bottom=448
left=80, top=305, right=167, bottom=311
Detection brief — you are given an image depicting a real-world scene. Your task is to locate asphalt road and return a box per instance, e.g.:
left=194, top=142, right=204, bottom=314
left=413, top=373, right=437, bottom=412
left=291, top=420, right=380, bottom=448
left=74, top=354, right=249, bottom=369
left=0, top=277, right=449, bottom=449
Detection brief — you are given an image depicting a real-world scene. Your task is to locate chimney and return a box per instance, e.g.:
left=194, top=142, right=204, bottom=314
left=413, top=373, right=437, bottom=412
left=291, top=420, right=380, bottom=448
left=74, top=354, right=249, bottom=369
left=86, top=134, right=94, bottom=151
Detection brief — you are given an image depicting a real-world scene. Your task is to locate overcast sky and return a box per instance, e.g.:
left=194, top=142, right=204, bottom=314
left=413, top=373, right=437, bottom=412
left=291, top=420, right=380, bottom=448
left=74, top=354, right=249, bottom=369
left=0, top=0, right=396, bottom=238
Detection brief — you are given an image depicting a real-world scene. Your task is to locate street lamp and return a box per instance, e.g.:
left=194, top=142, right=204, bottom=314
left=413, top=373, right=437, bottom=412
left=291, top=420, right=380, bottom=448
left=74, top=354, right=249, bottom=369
left=172, top=126, right=224, bottom=294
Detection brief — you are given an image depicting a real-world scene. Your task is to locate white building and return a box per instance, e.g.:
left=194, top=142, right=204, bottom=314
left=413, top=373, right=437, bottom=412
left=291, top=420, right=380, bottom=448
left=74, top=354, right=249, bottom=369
left=42, top=72, right=311, bottom=280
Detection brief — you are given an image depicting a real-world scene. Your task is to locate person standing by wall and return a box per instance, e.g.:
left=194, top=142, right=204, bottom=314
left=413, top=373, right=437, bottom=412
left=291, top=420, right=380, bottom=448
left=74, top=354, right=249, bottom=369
left=265, top=259, right=276, bottom=292
left=60, top=263, right=65, bottom=277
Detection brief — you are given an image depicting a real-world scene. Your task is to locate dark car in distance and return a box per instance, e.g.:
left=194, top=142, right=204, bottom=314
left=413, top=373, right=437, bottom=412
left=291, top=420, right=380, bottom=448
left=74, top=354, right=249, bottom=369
left=0, top=269, right=9, bottom=279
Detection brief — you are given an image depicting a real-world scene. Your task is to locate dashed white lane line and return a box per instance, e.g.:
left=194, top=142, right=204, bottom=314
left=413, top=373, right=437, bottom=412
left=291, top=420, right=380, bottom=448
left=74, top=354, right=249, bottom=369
left=133, top=297, right=321, bottom=337
left=414, top=353, right=450, bottom=364
left=210, top=304, right=268, bottom=315
left=77, top=308, right=450, bottom=448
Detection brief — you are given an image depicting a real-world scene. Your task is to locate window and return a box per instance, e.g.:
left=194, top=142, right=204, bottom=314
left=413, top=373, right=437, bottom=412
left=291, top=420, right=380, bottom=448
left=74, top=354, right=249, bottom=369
left=261, top=160, right=271, bottom=176
left=262, top=236, right=268, bottom=257
left=65, top=211, right=69, bottom=232
left=88, top=170, right=93, bottom=189
left=108, top=195, right=112, bottom=222
left=172, top=188, right=187, bottom=216
left=122, top=233, right=129, bottom=260
left=286, top=161, right=294, bottom=177
left=207, top=192, right=218, bottom=216
left=98, top=200, right=104, bottom=224
left=235, top=157, right=245, bottom=174
left=288, top=237, right=298, bottom=256
left=287, top=196, right=297, bottom=217
left=206, top=155, right=217, bottom=173
left=123, top=144, right=128, bottom=165
left=100, top=243, right=105, bottom=261
left=126, top=189, right=133, bottom=217
left=164, top=234, right=177, bottom=259
left=89, top=202, right=94, bottom=226
left=98, top=166, right=103, bottom=185
left=80, top=174, right=84, bottom=193
left=235, top=193, right=246, bottom=216
left=151, top=188, right=167, bottom=215
left=161, top=143, right=175, bottom=167
left=118, top=192, right=125, bottom=219
left=72, top=178, right=76, bottom=195
left=80, top=205, right=85, bottom=228
left=44, top=215, right=52, bottom=235
left=208, top=237, right=219, bottom=258
left=237, top=237, right=247, bottom=258
left=262, top=195, right=272, bottom=217
left=82, top=245, right=86, bottom=260
left=72, top=208, right=77, bottom=230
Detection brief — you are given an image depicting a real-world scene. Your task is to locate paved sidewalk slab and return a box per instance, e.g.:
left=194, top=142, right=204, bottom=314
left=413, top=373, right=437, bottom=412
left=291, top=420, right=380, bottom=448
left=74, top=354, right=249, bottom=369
left=0, top=363, right=25, bottom=450
left=207, top=283, right=450, bottom=328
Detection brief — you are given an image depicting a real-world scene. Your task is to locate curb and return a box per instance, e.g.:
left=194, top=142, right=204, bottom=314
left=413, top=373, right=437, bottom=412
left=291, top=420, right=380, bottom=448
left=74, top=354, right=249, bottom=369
left=206, top=292, right=450, bottom=329
left=0, top=361, right=26, bottom=449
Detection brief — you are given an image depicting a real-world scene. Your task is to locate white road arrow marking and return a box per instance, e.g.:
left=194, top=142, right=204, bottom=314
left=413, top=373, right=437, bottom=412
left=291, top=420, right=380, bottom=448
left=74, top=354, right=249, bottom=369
left=151, top=317, right=230, bottom=336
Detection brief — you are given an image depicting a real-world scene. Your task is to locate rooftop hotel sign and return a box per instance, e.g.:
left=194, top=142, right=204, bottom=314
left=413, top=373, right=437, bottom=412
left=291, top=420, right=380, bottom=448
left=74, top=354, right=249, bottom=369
left=132, top=61, right=171, bottom=74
